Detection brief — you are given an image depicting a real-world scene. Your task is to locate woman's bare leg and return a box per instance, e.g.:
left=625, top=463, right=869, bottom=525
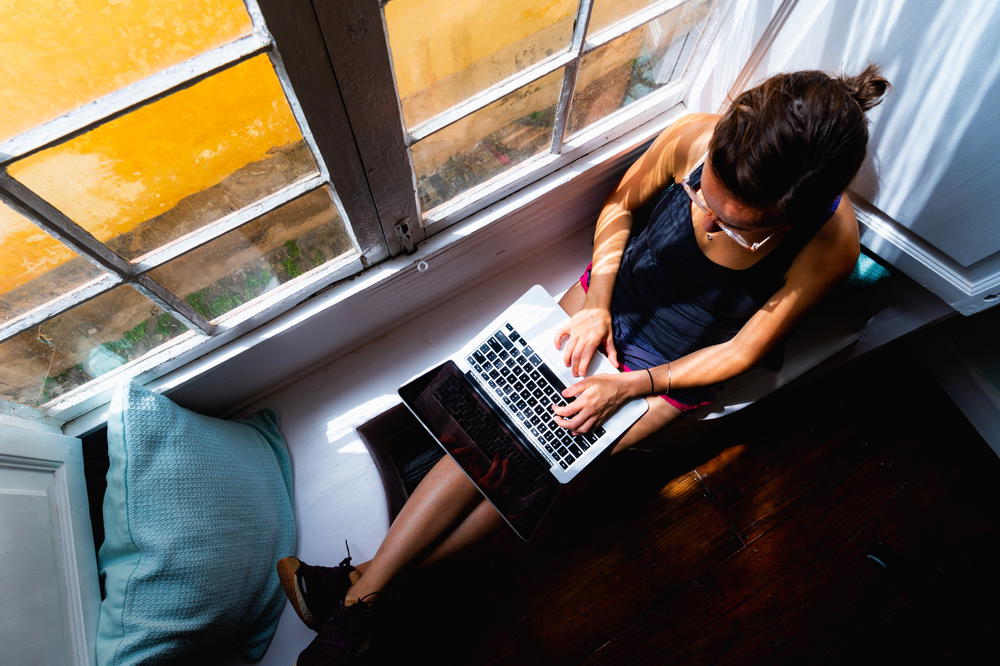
left=349, top=495, right=509, bottom=580
left=344, top=280, right=682, bottom=600
left=348, top=392, right=683, bottom=581
left=340, top=453, right=482, bottom=604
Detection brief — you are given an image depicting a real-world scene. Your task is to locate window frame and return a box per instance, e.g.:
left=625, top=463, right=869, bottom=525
left=0, top=0, right=388, bottom=417
left=0, top=0, right=732, bottom=425
left=327, top=0, right=725, bottom=238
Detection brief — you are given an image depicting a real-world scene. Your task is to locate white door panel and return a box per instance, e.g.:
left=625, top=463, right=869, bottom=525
left=0, top=424, right=99, bottom=666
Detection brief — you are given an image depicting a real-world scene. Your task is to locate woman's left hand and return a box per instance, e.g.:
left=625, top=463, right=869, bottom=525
left=551, top=373, right=635, bottom=435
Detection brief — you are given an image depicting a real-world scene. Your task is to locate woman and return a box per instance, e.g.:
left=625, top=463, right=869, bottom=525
left=280, top=65, right=890, bottom=662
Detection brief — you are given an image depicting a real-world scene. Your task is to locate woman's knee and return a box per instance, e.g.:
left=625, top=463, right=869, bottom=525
left=562, top=398, right=680, bottom=493
left=608, top=396, right=682, bottom=455
left=424, top=453, right=481, bottom=500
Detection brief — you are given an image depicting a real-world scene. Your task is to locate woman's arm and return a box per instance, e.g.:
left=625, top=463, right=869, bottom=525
left=553, top=195, right=861, bottom=434
left=556, top=113, right=719, bottom=376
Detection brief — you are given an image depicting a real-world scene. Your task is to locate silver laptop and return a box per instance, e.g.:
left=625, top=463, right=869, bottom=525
left=398, top=284, right=647, bottom=540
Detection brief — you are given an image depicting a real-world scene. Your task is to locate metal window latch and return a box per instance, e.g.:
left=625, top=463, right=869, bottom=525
left=395, top=220, right=417, bottom=254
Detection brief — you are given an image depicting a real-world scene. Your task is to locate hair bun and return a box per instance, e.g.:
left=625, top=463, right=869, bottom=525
left=840, top=63, right=890, bottom=111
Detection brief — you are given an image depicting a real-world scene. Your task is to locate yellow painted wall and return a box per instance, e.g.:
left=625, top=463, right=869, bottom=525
left=9, top=55, right=305, bottom=255
left=0, top=0, right=252, bottom=142
left=385, top=0, right=576, bottom=100
left=0, top=0, right=263, bottom=296
left=0, top=205, right=87, bottom=295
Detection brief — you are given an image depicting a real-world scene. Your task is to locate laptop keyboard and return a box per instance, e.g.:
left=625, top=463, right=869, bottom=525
left=466, top=323, right=606, bottom=470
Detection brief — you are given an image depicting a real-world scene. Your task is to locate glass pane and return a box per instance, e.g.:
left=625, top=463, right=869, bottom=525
left=567, top=0, right=712, bottom=138
left=149, top=187, right=352, bottom=321
left=412, top=69, right=563, bottom=213
left=0, top=203, right=104, bottom=323
left=9, top=55, right=318, bottom=261
left=0, top=0, right=253, bottom=142
left=588, top=0, right=660, bottom=36
left=385, top=0, right=576, bottom=128
left=0, top=286, right=187, bottom=406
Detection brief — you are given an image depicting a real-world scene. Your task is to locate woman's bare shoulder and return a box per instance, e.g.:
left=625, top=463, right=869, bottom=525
left=818, top=193, right=861, bottom=250
left=651, top=113, right=721, bottom=180
left=796, top=192, right=861, bottom=282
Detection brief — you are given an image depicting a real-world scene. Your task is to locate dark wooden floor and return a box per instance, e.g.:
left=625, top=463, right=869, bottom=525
left=368, top=342, right=1000, bottom=665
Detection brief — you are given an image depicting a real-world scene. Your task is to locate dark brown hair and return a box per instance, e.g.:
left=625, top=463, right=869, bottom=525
left=708, top=64, right=890, bottom=225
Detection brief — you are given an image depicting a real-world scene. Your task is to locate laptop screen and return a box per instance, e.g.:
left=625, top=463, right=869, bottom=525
left=399, top=361, right=560, bottom=541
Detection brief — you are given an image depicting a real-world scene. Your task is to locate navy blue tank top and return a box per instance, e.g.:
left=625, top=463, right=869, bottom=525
left=609, top=163, right=839, bottom=403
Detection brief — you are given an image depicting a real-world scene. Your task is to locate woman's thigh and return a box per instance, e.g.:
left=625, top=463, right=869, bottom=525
left=558, top=280, right=587, bottom=316
left=557, top=395, right=683, bottom=502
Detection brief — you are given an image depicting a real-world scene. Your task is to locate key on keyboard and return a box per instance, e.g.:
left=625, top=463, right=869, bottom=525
left=467, top=324, right=605, bottom=469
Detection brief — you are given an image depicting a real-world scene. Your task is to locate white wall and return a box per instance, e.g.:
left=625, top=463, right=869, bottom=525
left=690, top=0, right=1000, bottom=315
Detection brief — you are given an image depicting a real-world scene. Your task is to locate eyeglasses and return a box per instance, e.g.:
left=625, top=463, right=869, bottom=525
left=680, top=176, right=777, bottom=253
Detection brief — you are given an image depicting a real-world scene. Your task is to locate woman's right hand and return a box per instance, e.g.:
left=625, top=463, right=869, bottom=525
left=553, top=305, right=620, bottom=377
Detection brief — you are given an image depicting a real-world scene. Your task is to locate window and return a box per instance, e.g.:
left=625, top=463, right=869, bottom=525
left=334, top=0, right=718, bottom=234
left=0, top=0, right=382, bottom=414
left=0, top=0, right=719, bottom=421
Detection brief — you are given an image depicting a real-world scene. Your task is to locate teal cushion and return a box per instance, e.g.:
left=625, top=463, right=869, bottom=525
left=96, top=383, right=295, bottom=665
left=846, top=250, right=893, bottom=288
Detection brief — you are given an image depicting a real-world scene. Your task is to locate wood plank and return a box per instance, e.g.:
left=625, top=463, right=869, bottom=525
left=580, top=349, right=1000, bottom=664
left=372, top=456, right=740, bottom=665
left=696, top=347, right=999, bottom=545
left=490, top=467, right=739, bottom=664
left=354, top=347, right=999, bottom=664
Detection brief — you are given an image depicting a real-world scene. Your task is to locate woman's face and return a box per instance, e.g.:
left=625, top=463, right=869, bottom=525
left=698, top=157, right=788, bottom=236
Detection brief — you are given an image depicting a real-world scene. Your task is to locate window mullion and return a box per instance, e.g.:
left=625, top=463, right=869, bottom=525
left=0, top=173, right=132, bottom=276
left=258, top=44, right=369, bottom=265
left=131, top=275, right=214, bottom=334
left=582, top=0, right=688, bottom=53
left=0, top=274, right=122, bottom=344
left=550, top=0, right=596, bottom=154
left=130, top=175, right=327, bottom=274
left=257, top=0, right=397, bottom=263
left=0, top=172, right=215, bottom=335
left=0, top=33, right=270, bottom=165
left=307, top=0, right=422, bottom=256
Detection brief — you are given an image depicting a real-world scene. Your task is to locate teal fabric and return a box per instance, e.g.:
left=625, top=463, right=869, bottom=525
left=96, top=383, right=295, bottom=665
left=846, top=250, right=893, bottom=288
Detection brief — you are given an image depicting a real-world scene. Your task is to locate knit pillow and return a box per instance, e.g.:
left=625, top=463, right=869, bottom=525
left=846, top=250, right=893, bottom=287
left=96, top=383, right=295, bottom=665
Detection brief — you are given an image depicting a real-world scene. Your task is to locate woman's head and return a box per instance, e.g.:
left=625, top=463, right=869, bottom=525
left=707, top=64, right=890, bottom=227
